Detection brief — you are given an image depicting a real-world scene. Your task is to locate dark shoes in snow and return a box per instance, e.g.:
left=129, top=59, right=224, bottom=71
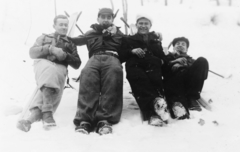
left=42, top=111, right=56, bottom=129
left=17, top=120, right=32, bottom=132
left=75, top=121, right=112, bottom=135
left=96, top=122, right=112, bottom=135
left=75, top=123, right=92, bottom=134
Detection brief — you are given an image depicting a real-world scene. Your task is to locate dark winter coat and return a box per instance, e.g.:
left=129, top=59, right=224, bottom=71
left=120, top=32, right=167, bottom=63
left=162, top=52, right=195, bottom=80
left=70, top=24, right=124, bottom=60
left=29, top=32, right=81, bottom=69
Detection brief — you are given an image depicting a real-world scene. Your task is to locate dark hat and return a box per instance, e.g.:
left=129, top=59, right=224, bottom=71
left=172, top=37, right=190, bottom=48
left=98, top=8, right=114, bottom=17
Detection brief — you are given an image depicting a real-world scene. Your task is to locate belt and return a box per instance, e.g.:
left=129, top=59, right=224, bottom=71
left=94, top=51, right=119, bottom=58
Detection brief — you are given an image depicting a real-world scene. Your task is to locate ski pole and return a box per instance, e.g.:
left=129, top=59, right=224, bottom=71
left=64, top=11, right=84, bottom=34
left=208, top=70, right=225, bottom=78
left=120, top=17, right=130, bottom=28
left=113, top=9, right=119, bottom=19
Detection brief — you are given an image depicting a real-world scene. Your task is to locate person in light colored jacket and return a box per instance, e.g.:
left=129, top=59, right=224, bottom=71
left=17, top=15, right=81, bottom=132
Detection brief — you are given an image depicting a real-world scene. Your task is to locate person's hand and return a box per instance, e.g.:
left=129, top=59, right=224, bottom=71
left=171, top=57, right=187, bottom=65
left=172, top=63, right=182, bottom=72
left=153, top=32, right=162, bottom=41
left=131, top=48, right=145, bottom=58
left=107, top=25, right=117, bottom=35
left=176, top=57, right=187, bottom=64
left=49, top=45, right=67, bottom=61
left=47, top=55, right=56, bottom=61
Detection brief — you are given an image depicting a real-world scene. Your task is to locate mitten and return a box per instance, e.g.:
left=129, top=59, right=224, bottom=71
left=49, top=45, right=67, bottom=61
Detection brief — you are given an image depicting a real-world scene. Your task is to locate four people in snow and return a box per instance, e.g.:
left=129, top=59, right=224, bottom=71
left=16, top=8, right=209, bottom=135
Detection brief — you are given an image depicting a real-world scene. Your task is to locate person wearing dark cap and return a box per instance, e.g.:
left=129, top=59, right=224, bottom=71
left=120, top=14, right=170, bottom=127
left=16, top=15, right=81, bottom=132
left=70, top=8, right=124, bottom=135
left=162, top=37, right=209, bottom=119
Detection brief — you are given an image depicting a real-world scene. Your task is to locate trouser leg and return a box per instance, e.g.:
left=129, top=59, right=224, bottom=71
left=95, top=56, right=123, bottom=124
left=28, top=59, right=66, bottom=118
left=126, top=64, right=160, bottom=120
left=143, top=57, right=165, bottom=96
left=41, top=87, right=57, bottom=113
left=74, top=56, right=101, bottom=126
left=184, top=57, right=209, bottom=100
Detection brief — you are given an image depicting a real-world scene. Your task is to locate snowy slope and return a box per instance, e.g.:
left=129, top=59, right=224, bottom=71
left=1, top=0, right=240, bottom=152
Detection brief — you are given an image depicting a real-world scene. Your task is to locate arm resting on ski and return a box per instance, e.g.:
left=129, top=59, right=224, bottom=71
left=70, top=30, right=97, bottom=46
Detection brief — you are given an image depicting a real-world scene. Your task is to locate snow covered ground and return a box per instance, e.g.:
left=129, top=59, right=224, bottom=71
left=1, top=0, right=240, bottom=152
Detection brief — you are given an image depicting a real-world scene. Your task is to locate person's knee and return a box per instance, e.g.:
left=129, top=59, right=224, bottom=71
left=80, top=67, right=97, bottom=81
left=196, top=57, right=208, bottom=65
left=41, top=87, right=56, bottom=94
left=195, top=57, right=209, bottom=69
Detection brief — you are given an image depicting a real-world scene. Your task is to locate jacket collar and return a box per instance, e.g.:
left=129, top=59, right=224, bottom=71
left=54, top=32, right=69, bottom=42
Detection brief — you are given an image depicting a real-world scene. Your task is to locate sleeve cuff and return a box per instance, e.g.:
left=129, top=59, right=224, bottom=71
left=42, top=45, right=51, bottom=55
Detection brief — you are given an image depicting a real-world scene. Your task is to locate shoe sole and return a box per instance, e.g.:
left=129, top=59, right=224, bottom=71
left=189, top=107, right=202, bottom=111
left=16, top=123, right=31, bottom=132
left=75, top=128, right=89, bottom=135
left=98, top=126, right=112, bottom=135
left=43, top=123, right=57, bottom=130
left=173, top=104, right=187, bottom=119
left=149, top=116, right=167, bottom=127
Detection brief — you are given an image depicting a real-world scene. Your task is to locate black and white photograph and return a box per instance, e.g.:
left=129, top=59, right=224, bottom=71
left=0, top=0, right=240, bottom=151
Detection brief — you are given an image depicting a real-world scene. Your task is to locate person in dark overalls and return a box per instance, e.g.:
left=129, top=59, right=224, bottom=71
left=70, top=8, right=124, bottom=135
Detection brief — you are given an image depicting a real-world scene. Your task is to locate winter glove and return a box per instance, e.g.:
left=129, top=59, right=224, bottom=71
left=49, top=45, right=67, bottom=61
left=42, top=44, right=51, bottom=52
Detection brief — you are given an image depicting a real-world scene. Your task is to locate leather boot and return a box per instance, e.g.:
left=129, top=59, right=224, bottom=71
left=42, top=111, right=56, bottom=128
left=17, top=107, right=42, bottom=132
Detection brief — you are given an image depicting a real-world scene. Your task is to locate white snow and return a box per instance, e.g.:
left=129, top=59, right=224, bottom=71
left=1, top=0, right=240, bottom=152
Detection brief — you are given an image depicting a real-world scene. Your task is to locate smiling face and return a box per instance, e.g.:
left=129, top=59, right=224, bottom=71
left=53, top=18, right=69, bottom=36
left=97, top=13, right=113, bottom=28
left=136, top=18, right=152, bottom=34
left=173, top=41, right=188, bottom=55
